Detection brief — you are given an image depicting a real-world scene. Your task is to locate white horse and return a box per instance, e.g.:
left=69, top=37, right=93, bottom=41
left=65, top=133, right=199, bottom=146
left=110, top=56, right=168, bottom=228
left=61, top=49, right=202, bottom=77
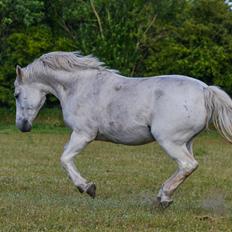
left=14, top=51, right=232, bottom=208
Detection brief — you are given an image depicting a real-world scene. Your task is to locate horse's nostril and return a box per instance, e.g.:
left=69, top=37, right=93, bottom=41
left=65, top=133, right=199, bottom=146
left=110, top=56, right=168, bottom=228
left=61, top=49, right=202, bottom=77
left=22, top=118, right=29, bottom=125
left=17, top=118, right=32, bottom=132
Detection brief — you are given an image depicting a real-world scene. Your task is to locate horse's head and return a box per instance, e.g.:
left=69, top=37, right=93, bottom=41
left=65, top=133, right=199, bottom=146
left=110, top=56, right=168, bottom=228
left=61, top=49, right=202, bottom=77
left=14, top=65, right=46, bottom=132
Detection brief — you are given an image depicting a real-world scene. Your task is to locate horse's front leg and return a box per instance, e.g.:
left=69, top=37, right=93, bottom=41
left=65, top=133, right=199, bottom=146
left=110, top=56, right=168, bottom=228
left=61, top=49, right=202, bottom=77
left=60, top=131, right=96, bottom=198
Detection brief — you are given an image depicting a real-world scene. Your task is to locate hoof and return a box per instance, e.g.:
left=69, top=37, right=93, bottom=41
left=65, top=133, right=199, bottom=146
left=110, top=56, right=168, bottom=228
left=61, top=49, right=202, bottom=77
left=86, top=183, right=96, bottom=198
left=155, top=196, right=173, bottom=208
left=160, top=200, right=173, bottom=208
left=77, top=186, right=84, bottom=193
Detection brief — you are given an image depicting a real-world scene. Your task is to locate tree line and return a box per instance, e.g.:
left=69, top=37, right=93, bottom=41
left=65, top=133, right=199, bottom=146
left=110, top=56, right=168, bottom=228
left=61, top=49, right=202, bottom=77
left=1, top=0, right=232, bottom=107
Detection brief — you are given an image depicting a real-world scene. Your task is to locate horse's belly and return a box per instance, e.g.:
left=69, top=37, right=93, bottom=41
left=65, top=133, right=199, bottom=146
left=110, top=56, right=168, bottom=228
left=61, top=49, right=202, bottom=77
left=95, top=126, right=154, bottom=145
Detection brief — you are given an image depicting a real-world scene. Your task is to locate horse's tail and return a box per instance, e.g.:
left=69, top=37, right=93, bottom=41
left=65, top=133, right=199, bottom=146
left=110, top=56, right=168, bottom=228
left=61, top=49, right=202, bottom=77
left=204, top=86, right=232, bottom=143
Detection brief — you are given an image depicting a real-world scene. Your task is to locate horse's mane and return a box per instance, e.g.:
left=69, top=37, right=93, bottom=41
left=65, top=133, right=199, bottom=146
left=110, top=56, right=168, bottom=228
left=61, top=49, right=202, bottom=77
left=26, top=51, right=118, bottom=77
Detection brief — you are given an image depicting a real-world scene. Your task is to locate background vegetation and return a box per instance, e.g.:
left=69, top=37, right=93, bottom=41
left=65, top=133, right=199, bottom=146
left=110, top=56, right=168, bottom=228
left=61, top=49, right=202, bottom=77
left=1, top=0, right=232, bottom=107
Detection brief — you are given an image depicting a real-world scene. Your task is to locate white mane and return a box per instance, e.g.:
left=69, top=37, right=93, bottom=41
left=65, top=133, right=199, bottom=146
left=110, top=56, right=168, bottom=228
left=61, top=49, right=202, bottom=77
left=25, top=51, right=118, bottom=78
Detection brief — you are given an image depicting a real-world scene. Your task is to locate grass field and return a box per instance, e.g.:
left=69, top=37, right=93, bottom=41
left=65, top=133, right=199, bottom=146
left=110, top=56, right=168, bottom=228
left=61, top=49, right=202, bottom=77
left=0, top=110, right=232, bottom=231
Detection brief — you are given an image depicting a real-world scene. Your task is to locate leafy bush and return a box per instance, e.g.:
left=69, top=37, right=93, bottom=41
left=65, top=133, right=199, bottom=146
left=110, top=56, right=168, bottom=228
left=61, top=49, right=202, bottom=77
left=1, top=0, right=232, bottom=107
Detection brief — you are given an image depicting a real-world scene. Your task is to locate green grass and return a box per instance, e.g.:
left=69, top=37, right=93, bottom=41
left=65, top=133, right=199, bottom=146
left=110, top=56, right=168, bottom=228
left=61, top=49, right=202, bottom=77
left=0, top=111, right=232, bottom=231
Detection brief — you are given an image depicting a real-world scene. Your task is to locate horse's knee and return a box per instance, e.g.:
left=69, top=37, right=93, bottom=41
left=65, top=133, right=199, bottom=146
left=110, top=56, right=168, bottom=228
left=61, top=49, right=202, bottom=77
left=191, top=160, right=199, bottom=171
left=60, top=155, right=71, bottom=168
left=181, top=159, right=198, bottom=176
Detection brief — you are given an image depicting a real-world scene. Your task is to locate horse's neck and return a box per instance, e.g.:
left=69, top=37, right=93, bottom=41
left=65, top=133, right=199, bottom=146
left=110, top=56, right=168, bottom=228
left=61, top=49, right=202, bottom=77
left=34, top=72, right=69, bottom=105
left=38, top=69, right=100, bottom=105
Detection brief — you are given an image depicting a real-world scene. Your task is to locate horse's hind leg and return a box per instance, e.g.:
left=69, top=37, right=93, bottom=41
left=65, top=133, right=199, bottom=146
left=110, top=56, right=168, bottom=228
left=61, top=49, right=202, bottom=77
left=60, top=131, right=96, bottom=198
left=156, top=141, right=198, bottom=208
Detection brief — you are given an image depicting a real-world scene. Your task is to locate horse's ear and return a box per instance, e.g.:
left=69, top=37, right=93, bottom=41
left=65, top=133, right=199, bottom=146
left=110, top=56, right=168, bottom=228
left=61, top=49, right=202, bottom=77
left=16, top=65, right=23, bottom=82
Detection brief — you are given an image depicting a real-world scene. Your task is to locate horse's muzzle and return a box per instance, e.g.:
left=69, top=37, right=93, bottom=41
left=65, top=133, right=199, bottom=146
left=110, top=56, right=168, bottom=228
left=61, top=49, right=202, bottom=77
left=16, top=119, right=32, bottom=132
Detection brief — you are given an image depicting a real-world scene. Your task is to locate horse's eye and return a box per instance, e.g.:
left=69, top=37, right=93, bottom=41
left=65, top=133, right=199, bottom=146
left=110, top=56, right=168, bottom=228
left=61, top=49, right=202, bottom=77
left=14, top=93, right=19, bottom=99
